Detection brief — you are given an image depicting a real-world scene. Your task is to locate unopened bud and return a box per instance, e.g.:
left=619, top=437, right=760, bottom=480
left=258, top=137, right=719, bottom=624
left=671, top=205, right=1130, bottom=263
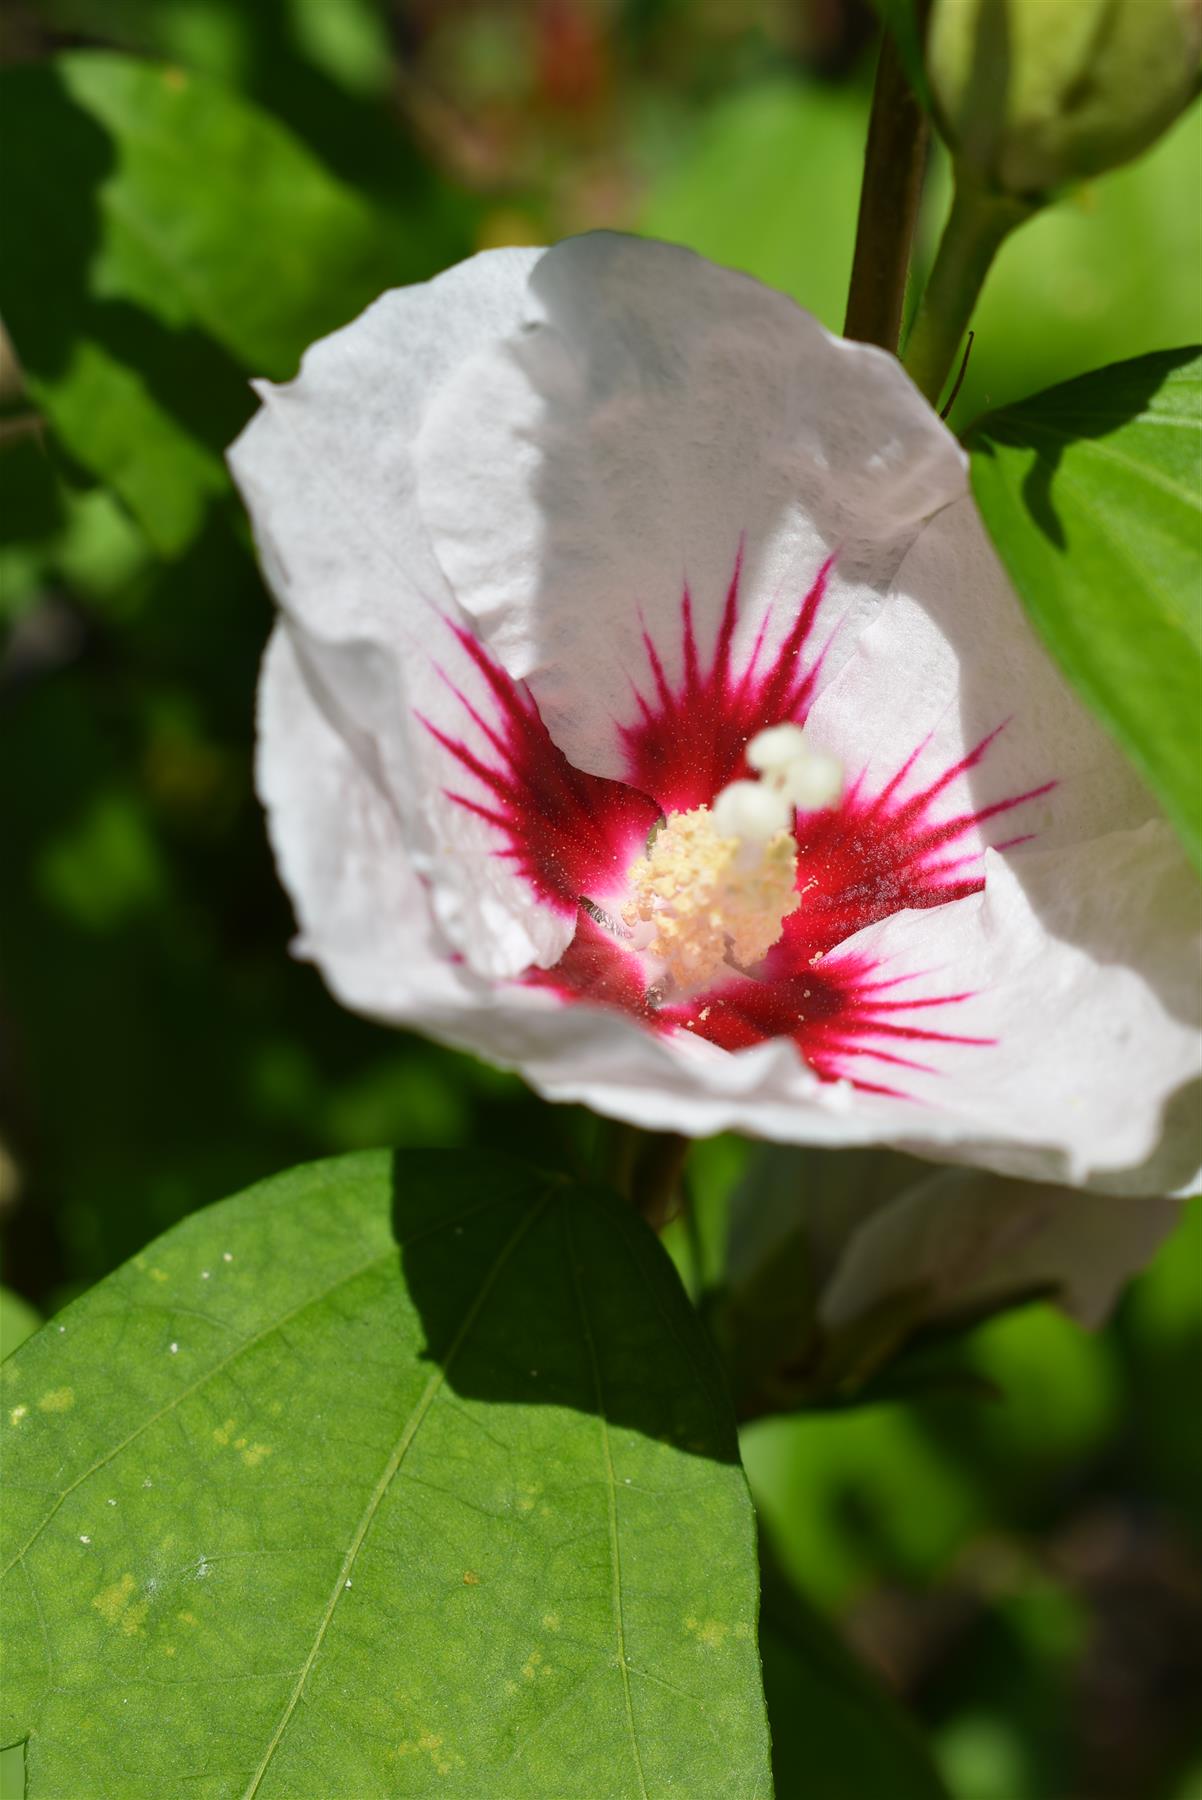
left=928, top=0, right=1202, bottom=196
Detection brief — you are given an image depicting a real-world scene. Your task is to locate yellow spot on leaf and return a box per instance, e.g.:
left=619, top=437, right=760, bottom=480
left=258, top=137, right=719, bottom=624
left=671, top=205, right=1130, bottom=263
left=9, top=1405, right=28, bottom=1427
left=542, top=1612, right=560, bottom=1632
left=212, top=1419, right=235, bottom=1447
left=93, top=1573, right=136, bottom=1626
left=122, top=1600, right=149, bottom=1637
left=176, top=1611, right=197, bottom=1627
left=686, top=1616, right=729, bottom=1649
left=462, top=1570, right=480, bottom=1586
left=521, top=1650, right=543, bottom=1681
left=395, top=1730, right=458, bottom=1777
left=149, top=1268, right=169, bottom=1284
left=241, top=1443, right=271, bottom=1468
left=162, top=1644, right=176, bottom=1657
left=38, top=1387, right=74, bottom=1413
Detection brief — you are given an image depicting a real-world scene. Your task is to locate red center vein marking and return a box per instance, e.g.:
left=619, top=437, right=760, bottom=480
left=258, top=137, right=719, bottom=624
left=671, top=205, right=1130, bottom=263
left=619, top=549, right=834, bottom=814
left=420, top=556, right=1053, bottom=1099
left=419, top=625, right=658, bottom=916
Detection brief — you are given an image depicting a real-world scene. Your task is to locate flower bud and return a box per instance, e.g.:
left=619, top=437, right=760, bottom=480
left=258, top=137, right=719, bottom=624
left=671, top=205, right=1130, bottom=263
left=927, top=0, right=1202, bottom=196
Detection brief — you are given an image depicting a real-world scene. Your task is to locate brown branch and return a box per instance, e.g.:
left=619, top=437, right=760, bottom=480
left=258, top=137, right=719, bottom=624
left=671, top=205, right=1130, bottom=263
left=843, top=19, right=931, bottom=353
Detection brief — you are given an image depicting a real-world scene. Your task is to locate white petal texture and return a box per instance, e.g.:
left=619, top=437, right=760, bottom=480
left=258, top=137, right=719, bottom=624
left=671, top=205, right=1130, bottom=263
left=722, top=1141, right=1179, bottom=1406
left=819, top=1167, right=1180, bottom=1333
left=231, top=232, right=1202, bottom=1196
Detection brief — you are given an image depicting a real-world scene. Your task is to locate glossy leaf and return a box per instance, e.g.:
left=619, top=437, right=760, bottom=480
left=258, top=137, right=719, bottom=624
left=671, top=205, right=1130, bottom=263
left=969, top=347, right=1202, bottom=870
left=0, top=54, right=400, bottom=553
left=1, top=1152, right=771, bottom=1798
left=0, top=1289, right=41, bottom=1364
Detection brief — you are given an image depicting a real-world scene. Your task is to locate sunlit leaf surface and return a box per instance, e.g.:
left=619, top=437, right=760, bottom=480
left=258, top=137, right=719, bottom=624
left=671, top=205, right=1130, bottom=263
left=969, top=347, right=1202, bottom=870
left=0, top=53, right=400, bottom=552
left=1, top=1153, right=770, bottom=1799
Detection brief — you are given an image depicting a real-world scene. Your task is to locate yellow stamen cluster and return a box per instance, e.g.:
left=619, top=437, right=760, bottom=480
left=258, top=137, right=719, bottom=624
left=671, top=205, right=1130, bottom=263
left=622, top=806, right=799, bottom=990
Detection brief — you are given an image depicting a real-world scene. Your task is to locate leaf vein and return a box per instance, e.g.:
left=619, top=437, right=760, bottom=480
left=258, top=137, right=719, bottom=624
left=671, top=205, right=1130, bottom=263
left=239, top=1186, right=554, bottom=1799
left=564, top=1204, right=650, bottom=1800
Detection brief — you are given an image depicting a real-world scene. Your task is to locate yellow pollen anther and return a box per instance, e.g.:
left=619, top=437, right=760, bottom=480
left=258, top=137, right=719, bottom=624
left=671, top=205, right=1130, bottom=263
left=622, top=806, right=799, bottom=989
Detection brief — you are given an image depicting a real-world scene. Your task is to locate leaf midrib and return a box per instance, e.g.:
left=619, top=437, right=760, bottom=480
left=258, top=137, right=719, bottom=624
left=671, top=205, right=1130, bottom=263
left=563, top=1205, right=649, bottom=1800
left=240, top=1185, right=557, bottom=1800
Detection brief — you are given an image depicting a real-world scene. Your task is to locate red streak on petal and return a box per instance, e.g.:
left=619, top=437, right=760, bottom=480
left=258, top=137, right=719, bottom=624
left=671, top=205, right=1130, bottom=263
left=660, top=953, right=993, bottom=1093
left=530, top=915, right=990, bottom=1099
left=620, top=551, right=834, bottom=812
left=423, top=628, right=659, bottom=914
left=776, top=728, right=1056, bottom=961
left=417, top=572, right=1054, bottom=1109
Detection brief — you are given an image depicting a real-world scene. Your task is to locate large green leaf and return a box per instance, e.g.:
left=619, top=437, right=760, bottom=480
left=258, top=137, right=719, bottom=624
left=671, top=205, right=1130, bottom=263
left=0, top=54, right=401, bottom=553
left=968, top=348, right=1202, bottom=871
left=1, top=1152, right=771, bottom=1798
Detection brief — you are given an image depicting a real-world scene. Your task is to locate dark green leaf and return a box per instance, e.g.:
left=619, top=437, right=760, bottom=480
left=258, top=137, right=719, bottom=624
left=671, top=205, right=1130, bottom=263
left=968, top=348, right=1202, bottom=870
left=1, top=1152, right=771, bottom=1798
left=0, top=54, right=402, bottom=553
left=0, top=1289, right=41, bottom=1364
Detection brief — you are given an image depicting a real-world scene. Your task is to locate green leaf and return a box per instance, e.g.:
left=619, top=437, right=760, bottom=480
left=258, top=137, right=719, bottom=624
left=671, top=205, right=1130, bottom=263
left=968, top=347, right=1202, bottom=870
left=0, top=54, right=402, bottom=554
left=1, top=1152, right=771, bottom=1798
left=0, top=1289, right=41, bottom=1364
left=759, top=1543, right=951, bottom=1799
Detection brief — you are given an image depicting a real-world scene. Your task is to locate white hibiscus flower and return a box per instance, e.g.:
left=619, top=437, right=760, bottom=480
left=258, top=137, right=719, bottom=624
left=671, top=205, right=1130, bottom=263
left=228, top=233, right=1201, bottom=1196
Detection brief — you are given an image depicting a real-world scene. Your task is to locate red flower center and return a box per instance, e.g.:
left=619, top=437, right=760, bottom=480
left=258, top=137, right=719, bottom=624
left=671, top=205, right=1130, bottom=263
left=426, top=554, right=1053, bottom=1099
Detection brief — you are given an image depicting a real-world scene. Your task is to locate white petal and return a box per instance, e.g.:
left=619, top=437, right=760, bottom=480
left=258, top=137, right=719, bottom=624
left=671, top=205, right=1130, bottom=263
left=232, top=247, right=542, bottom=648
left=241, top=241, right=1197, bottom=1197
left=262, top=623, right=1198, bottom=1197
left=805, top=825, right=1201, bottom=1193
left=821, top=1166, right=1180, bottom=1333
left=256, top=650, right=905, bottom=1152
left=415, top=232, right=967, bottom=784
left=804, top=494, right=1155, bottom=866
left=232, top=251, right=585, bottom=979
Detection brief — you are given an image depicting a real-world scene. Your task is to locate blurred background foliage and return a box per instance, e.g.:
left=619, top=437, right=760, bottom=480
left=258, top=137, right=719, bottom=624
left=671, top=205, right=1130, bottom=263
left=0, top=3, right=1199, bottom=1797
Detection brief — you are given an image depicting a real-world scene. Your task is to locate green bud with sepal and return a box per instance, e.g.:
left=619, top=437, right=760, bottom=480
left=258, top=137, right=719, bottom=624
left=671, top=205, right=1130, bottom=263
left=927, top=0, right=1201, bottom=198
